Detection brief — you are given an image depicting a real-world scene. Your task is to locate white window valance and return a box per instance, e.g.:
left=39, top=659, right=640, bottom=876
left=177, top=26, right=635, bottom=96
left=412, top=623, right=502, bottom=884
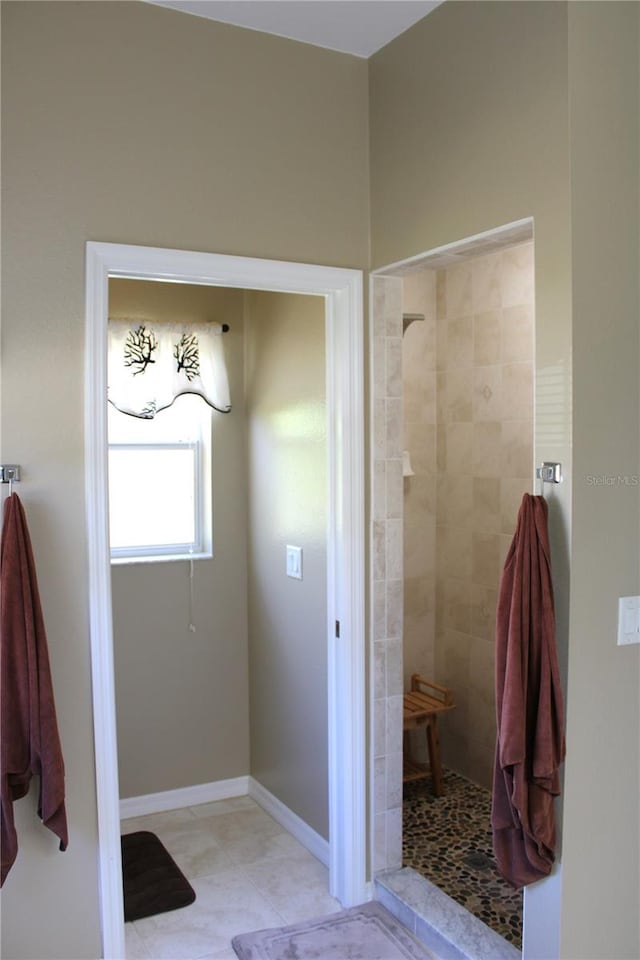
left=108, top=318, right=231, bottom=418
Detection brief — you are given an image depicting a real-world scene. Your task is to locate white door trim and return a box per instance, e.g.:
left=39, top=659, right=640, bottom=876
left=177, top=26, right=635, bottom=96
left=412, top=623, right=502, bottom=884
left=84, top=242, right=366, bottom=959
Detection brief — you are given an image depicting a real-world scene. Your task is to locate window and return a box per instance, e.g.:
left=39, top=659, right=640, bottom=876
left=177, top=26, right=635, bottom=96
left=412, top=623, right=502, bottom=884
left=107, top=395, right=212, bottom=563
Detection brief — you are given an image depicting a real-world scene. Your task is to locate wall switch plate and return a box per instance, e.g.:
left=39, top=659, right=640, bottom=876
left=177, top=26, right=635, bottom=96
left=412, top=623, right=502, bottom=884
left=286, top=545, right=303, bottom=580
left=617, top=596, right=640, bottom=645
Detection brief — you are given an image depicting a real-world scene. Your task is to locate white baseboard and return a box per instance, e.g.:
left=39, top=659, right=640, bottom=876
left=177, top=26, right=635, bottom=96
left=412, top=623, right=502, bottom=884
left=248, top=777, right=330, bottom=868
left=120, top=775, right=250, bottom=820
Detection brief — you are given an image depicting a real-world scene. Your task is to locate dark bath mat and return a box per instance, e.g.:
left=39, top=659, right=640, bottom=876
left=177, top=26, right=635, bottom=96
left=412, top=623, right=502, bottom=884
left=121, top=830, right=196, bottom=922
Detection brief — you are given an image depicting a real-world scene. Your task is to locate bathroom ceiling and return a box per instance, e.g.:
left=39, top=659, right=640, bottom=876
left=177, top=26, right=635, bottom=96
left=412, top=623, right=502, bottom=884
left=144, top=1, right=444, bottom=58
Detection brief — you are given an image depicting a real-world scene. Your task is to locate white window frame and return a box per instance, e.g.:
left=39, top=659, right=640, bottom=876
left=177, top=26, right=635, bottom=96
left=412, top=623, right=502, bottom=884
left=108, top=440, right=207, bottom=562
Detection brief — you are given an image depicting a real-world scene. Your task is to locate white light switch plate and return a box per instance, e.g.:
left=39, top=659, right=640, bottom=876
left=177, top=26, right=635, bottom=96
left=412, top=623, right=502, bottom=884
left=617, top=596, right=640, bottom=645
left=286, top=545, right=303, bottom=580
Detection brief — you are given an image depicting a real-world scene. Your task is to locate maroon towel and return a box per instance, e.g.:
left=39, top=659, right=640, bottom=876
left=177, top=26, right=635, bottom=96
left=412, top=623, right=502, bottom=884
left=1, top=493, right=68, bottom=886
left=491, top=493, right=565, bottom=887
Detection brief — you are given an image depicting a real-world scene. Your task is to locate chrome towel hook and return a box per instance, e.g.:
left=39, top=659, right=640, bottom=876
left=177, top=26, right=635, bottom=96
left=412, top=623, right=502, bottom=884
left=536, top=461, right=562, bottom=494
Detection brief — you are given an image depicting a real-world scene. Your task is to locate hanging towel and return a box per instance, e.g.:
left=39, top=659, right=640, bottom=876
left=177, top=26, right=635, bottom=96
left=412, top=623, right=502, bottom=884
left=491, top=493, right=565, bottom=887
left=1, top=493, right=68, bottom=886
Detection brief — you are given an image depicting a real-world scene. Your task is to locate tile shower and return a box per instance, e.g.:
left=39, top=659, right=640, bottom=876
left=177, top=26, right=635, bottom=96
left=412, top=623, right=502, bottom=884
left=372, top=238, right=534, bottom=944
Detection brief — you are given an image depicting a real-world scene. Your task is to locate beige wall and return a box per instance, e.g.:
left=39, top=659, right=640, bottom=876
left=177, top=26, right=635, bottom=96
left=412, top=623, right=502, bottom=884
left=245, top=291, right=328, bottom=839
left=0, top=3, right=368, bottom=956
left=370, top=2, right=639, bottom=958
left=562, top=4, right=640, bottom=958
left=109, top=280, right=250, bottom=798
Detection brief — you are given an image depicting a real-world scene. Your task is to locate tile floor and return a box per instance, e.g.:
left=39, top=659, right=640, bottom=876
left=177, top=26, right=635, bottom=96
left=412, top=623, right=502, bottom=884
left=403, top=771, right=523, bottom=948
left=122, top=796, right=342, bottom=960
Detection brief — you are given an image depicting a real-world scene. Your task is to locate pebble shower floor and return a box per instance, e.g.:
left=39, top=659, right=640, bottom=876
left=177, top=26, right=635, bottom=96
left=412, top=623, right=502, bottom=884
left=402, top=771, right=523, bottom=948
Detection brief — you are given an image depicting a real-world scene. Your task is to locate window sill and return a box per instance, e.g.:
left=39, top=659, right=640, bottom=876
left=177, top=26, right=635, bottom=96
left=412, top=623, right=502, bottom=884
left=110, top=551, right=213, bottom=566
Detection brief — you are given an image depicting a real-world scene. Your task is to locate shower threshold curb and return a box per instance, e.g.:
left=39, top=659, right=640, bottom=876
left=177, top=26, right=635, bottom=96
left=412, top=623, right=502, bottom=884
left=375, top=867, right=521, bottom=960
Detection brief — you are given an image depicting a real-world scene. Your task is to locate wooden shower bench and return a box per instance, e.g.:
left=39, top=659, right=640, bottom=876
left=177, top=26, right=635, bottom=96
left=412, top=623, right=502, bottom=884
left=403, top=673, right=455, bottom=797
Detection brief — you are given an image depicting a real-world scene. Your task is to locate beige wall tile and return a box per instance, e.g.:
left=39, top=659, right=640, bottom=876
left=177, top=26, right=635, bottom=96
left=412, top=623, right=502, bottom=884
left=373, top=460, right=386, bottom=521
left=374, top=641, right=386, bottom=699
left=472, top=476, right=501, bottom=534
left=472, top=531, right=502, bottom=588
left=502, top=361, right=533, bottom=420
left=502, top=303, right=533, bottom=362
left=473, top=364, right=502, bottom=421
left=446, top=262, right=473, bottom=319
left=472, top=421, right=501, bottom=477
left=474, top=310, right=501, bottom=365
left=403, top=268, right=436, bottom=321
left=443, top=577, right=472, bottom=634
left=440, top=524, right=473, bottom=580
left=386, top=458, right=403, bottom=520
left=439, top=474, right=473, bottom=528
left=472, top=251, right=502, bottom=312
left=446, top=422, right=473, bottom=474
left=374, top=335, right=386, bottom=395
left=374, top=580, right=386, bottom=641
left=501, top=419, right=534, bottom=478
left=386, top=518, right=403, bottom=580
left=385, top=399, right=403, bottom=458
left=447, top=316, right=474, bottom=367
left=436, top=316, right=448, bottom=370
left=436, top=269, right=447, bottom=319
left=404, top=513, right=435, bottom=579
left=373, top=521, right=386, bottom=581
left=386, top=638, right=403, bottom=698
left=386, top=578, right=404, bottom=640
left=374, top=398, right=386, bottom=459
left=500, top=241, right=534, bottom=309
left=446, top=366, right=473, bottom=422
left=470, top=583, right=498, bottom=642
left=386, top=337, right=403, bottom=398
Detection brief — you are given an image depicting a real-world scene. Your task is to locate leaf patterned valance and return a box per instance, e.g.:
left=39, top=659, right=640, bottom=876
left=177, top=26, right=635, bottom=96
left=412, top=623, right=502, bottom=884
left=108, top=319, right=231, bottom=418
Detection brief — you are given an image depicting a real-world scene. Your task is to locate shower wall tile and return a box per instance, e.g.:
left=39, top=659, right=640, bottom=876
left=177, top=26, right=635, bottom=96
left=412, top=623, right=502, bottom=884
left=374, top=580, right=386, bottom=641
left=386, top=638, right=404, bottom=697
left=471, top=531, right=501, bottom=588
left=474, top=310, right=501, bottom=366
left=502, top=304, right=533, bottom=363
left=386, top=459, right=404, bottom=520
left=386, top=337, right=403, bottom=398
left=500, top=243, right=534, bottom=309
left=472, top=421, right=501, bottom=477
left=374, top=641, right=386, bottom=700
left=372, top=273, right=412, bottom=874
left=501, top=419, right=533, bottom=478
left=386, top=400, right=403, bottom=459
left=374, top=398, right=386, bottom=460
left=446, top=263, right=473, bottom=320
left=472, top=251, right=502, bottom=313
left=433, top=241, right=534, bottom=787
left=447, top=317, right=474, bottom=367
left=447, top=422, right=473, bottom=474
left=470, top=583, right=498, bottom=642
left=373, top=460, right=386, bottom=521
left=473, top=365, right=502, bottom=422
left=445, top=367, right=473, bottom=422
left=502, top=361, right=533, bottom=421
left=472, top=477, right=501, bottom=534
left=386, top=578, right=403, bottom=639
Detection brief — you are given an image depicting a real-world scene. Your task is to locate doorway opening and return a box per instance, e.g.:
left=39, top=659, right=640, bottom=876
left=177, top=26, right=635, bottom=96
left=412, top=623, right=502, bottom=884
left=370, top=218, right=535, bottom=955
left=85, top=243, right=366, bottom=959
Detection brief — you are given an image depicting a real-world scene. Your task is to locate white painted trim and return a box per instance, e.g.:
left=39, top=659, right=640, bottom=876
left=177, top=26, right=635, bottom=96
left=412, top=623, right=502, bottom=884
left=248, top=778, right=329, bottom=868
left=120, top=777, right=249, bottom=820
left=85, top=242, right=366, bottom=959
